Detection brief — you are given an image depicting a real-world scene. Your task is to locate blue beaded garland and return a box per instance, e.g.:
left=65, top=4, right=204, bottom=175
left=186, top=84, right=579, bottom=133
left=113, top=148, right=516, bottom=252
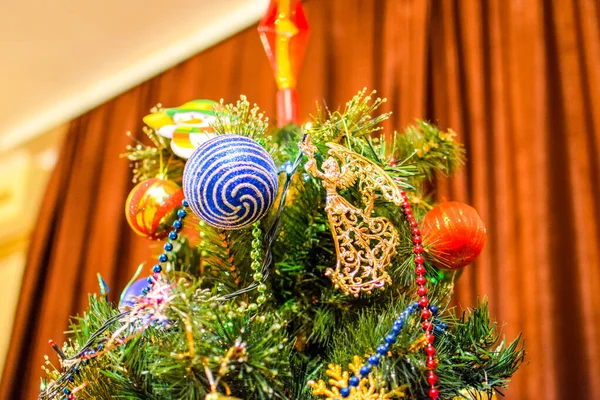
left=164, top=242, right=173, bottom=252
left=173, top=220, right=183, bottom=230
left=153, top=264, right=162, bottom=273
left=377, top=344, right=389, bottom=355
left=368, top=354, right=380, bottom=366
left=338, top=302, right=443, bottom=397
left=183, top=135, right=278, bottom=230
left=434, top=321, right=448, bottom=335
left=169, top=231, right=178, bottom=240
left=158, top=253, right=168, bottom=262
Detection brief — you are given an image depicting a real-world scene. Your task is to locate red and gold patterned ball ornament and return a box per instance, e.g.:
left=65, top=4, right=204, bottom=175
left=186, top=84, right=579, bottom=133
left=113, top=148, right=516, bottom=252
left=421, top=201, right=486, bottom=270
left=125, top=178, right=185, bottom=240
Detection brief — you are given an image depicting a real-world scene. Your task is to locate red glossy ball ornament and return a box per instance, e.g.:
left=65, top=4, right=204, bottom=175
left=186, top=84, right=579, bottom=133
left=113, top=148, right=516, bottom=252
left=125, top=178, right=184, bottom=240
left=421, top=201, right=487, bottom=270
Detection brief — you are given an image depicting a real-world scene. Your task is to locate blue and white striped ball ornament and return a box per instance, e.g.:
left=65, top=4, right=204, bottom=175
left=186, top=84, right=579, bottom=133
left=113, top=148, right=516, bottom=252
left=183, top=135, right=278, bottom=230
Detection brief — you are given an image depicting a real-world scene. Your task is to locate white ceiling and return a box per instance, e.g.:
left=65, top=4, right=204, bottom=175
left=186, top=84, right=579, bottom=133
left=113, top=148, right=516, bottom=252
left=0, top=0, right=268, bottom=151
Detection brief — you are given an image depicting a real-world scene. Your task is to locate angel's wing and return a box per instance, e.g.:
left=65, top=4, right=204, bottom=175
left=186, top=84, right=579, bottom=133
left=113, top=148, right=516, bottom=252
left=326, top=142, right=404, bottom=208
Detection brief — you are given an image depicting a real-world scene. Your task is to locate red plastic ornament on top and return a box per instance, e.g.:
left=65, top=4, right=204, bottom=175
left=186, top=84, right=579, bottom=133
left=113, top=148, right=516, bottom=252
left=421, top=201, right=487, bottom=270
left=258, top=0, right=309, bottom=127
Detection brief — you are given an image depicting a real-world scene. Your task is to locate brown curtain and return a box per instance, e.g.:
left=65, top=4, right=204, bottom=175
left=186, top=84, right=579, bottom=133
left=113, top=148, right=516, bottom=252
left=2, top=0, right=599, bottom=399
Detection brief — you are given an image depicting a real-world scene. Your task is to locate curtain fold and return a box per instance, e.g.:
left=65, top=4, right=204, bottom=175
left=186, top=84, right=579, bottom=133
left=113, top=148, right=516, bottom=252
left=2, top=0, right=598, bottom=398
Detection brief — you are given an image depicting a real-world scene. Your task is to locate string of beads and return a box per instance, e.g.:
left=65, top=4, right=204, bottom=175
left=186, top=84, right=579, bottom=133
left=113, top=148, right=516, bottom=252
left=332, top=301, right=441, bottom=399
left=334, top=302, right=419, bottom=399
left=146, top=198, right=190, bottom=291
left=250, top=223, right=268, bottom=308
left=400, top=190, right=439, bottom=399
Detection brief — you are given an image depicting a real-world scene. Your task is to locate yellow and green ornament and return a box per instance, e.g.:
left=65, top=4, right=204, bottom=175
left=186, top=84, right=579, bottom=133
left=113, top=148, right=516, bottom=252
left=143, top=99, right=219, bottom=159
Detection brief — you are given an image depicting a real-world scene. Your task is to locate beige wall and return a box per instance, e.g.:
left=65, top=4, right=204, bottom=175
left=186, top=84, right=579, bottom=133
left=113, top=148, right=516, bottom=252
left=0, top=125, right=66, bottom=377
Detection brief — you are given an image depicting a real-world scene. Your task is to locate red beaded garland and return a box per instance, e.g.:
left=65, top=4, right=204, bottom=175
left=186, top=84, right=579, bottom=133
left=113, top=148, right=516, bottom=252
left=427, top=372, right=438, bottom=385
left=400, top=191, right=438, bottom=399
left=427, top=358, right=437, bottom=369
left=429, top=387, right=440, bottom=399
left=425, top=345, right=436, bottom=356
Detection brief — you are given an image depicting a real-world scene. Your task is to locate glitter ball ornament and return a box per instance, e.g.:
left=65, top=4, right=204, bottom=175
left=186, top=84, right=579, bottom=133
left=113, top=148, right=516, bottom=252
left=125, top=178, right=184, bottom=240
left=183, top=135, right=278, bottom=230
left=421, top=201, right=486, bottom=270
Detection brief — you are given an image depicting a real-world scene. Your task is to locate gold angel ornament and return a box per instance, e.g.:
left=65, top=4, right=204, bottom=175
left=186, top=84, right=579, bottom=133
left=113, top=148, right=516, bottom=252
left=299, top=137, right=404, bottom=296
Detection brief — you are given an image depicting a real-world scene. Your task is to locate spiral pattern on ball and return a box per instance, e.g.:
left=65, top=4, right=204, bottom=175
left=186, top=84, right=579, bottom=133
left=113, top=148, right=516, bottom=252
left=183, top=135, right=278, bottom=229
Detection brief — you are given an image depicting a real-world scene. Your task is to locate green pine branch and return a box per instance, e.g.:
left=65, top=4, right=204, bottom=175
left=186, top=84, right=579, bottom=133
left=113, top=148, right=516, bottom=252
left=39, top=92, right=523, bottom=400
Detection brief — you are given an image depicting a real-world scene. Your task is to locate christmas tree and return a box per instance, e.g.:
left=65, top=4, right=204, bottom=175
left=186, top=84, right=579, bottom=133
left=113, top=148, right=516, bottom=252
left=38, top=2, right=523, bottom=400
